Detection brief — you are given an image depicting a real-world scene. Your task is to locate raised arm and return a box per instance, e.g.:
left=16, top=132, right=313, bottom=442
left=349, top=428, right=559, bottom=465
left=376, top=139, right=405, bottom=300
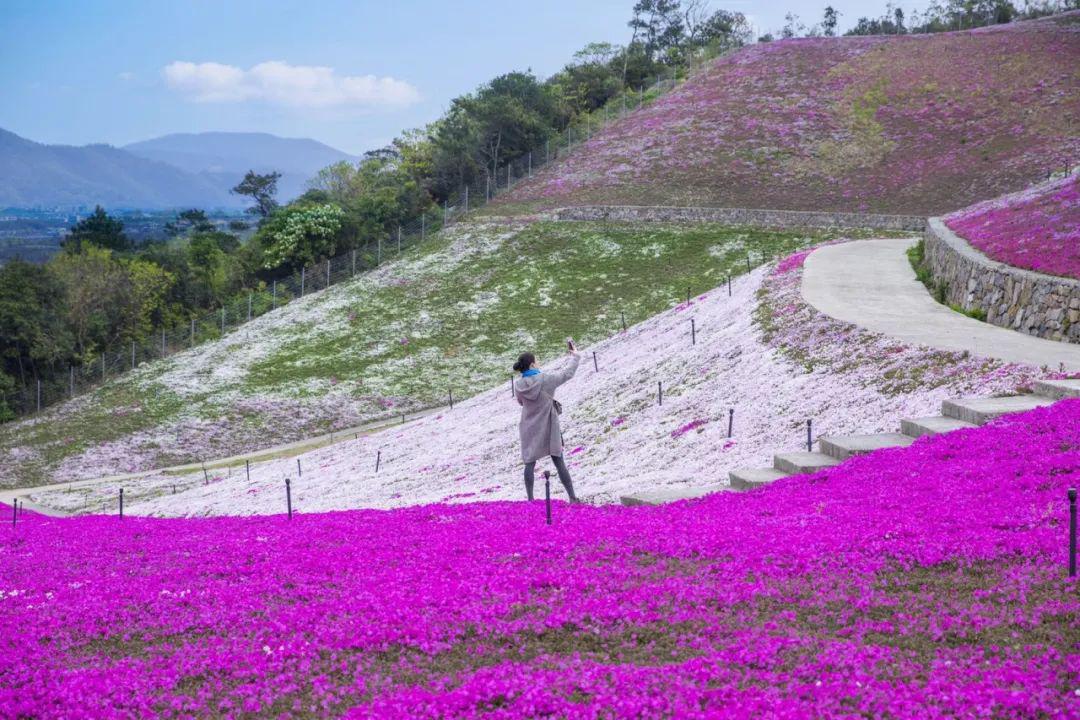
left=546, top=353, right=581, bottom=389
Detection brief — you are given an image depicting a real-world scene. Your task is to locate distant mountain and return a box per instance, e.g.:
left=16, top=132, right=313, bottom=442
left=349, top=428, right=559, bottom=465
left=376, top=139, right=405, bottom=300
left=0, top=128, right=238, bottom=210
left=124, top=132, right=358, bottom=202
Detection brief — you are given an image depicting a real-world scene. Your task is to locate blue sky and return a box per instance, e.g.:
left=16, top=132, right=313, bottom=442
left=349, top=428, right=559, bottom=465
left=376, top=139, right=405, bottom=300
left=0, top=0, right=925, bottom=155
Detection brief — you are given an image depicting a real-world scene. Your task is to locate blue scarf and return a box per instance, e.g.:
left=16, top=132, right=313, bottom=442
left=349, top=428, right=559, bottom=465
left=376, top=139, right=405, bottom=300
left=522, top=368, right=540, bottom=377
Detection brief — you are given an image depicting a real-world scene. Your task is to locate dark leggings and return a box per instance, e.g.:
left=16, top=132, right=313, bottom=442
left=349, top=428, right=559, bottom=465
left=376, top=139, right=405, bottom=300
left=525, top=455, right=577, bottom=501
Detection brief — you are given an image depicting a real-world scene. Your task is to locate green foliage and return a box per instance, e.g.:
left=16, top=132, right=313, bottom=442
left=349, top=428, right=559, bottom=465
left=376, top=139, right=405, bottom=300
left=232, top=170, right=282, bottom=218
left=63, top=205, right=130, bottom=253
left=258, top=203, right=346, bottom=270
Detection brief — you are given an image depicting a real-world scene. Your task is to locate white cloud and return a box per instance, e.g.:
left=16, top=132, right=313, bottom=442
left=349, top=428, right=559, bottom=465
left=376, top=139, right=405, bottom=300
left=162, top=60, right=420, bottom=109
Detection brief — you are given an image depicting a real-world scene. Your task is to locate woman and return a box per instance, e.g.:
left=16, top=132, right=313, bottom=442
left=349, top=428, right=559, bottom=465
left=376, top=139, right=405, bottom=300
left=513, top=343, right=581, bottom=502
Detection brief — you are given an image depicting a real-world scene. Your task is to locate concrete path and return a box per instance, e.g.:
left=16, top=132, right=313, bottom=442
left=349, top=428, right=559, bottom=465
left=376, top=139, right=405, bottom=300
left=802, top=239, right=1080, bottom=372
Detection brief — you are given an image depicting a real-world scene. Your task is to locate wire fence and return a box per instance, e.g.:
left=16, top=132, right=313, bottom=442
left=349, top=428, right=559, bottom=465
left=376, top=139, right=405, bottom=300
left=3, top=49, right=728, bottom=422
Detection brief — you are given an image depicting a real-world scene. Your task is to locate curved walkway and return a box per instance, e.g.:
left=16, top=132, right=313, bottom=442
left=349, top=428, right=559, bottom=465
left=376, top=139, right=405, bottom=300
left=802, top=238, right=1080, bottom=372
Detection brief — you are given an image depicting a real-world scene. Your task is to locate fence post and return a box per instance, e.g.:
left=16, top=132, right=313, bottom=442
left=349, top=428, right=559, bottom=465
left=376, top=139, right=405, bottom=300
left=544, top=471, right=552, bottom=525
left=131, top=341, right=135, bottom=370
left=69, top=366, right=74, bottom=398
left=486, top=174, right=491, bottom=201
left=101, top=353, right=105, bottom=381
left=326, top=259, right=331, bottom=287
left=545, top=139, right=550, bottom=164
left=593, top=351, right=598, bottom=372
left=297, top=458, right=302, bottom=478
left=464, top=186, right=469, bottom=214
left=375, top=450, right=381, bottom=473
left=377, top=237, right=382, bottom=265
left=36, top=380, right=41, bottom=413
left=220, top=307, right=225, bottom=334
left=301, top=267, right=306, bottom=296
left=728, top=275, right=732, bottom=296
left=443, top=201, right=447, bottom=225
left=397, top=225, right=402, bottom=254
left=245, top=459, right=250, bottom=482
left=421, top=212, right=426, bottom=240
left=272, top=280, right=277, bottom=309
left=506, top=165, right=511, bottom=190
left=1070, top=487, right=1077, bottom=578
left=119, top=488, right=123, bottom=520
left=691, top=318, right=696, bottom=345
left=351, top=249, right=357, bottom=276
left=285, top=478, right=292, bottom=520
left=190, top=317, right=195, bottom=346
left=657, top=381, right=663, bottom=406
left=807, top=419, right=813, bottom=452
left=728, top=408, right=734, bottom=438
left=160, top=328, right=166, bottom=357
left=449, top=389, right=454, bottom=409
left=248, top=293, right=252, bottom=322
left=528, top=152, right=532, bottom=178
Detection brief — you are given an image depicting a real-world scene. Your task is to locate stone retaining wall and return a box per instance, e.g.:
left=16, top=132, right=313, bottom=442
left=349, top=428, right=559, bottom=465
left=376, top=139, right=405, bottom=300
left=923, top=217, right=1080, bottom=344
left=552, top=205, right=928, bottom=232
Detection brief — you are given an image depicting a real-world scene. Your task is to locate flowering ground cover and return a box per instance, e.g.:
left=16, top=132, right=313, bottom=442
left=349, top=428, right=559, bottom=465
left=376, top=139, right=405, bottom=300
left=36, top=242, right=1049, bottom=517
left=945, top=174, right=1080, bottom=279
left=493, top=13, right=1080, bottom=217
left=0, top=221, right=863, bottom=488
left=3, top=398, right=1079, bottom=718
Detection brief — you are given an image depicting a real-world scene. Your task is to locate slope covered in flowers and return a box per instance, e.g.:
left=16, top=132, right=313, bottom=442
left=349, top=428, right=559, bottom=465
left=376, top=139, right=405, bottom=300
left=496, top=13, right=1080, bottom=216
left=36, top=244, right=1046, bottom=516
left=946, top=174, right=1080, bottom=279
left=0, top=221, right=856, bottom=488
left=3, top=399, right=1079, bottom=718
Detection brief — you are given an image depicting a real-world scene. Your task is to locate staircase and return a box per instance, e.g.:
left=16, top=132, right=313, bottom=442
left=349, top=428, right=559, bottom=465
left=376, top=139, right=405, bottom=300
left=621, top=379, right=1080, bottom=505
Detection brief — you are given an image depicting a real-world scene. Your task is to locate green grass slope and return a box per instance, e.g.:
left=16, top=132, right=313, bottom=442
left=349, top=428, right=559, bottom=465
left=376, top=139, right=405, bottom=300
left=494, top=13, right=1080, bottom=216
left=0, top=221, right=879, bottom=487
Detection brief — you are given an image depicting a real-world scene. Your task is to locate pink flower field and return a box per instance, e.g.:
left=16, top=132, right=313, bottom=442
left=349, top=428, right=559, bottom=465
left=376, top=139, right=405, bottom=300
left=498, top=14, right=1080, bottom=216
left=2, top=399, right=1079, bottom=718
left=946, top=174, right=1080, bottom=279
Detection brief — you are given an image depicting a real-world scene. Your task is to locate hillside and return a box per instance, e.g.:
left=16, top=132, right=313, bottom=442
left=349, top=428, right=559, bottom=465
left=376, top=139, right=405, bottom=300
left=124, top=132, right=357, bottom=203
left=1, top=222, right=882, bottom=488
left=495, top=13, right=1080, bottom=216
left=0, top=129, right=237, bottom=209
left=30, top=243, right=1048, bottom=515
left=945, top=173, right=1080, bottom=279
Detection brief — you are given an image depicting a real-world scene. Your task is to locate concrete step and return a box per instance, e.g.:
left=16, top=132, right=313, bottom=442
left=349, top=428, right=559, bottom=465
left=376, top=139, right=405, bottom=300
left=620, top=485, right=725, bottom=506
left=942, top=395, right=1056, bottom=425
left=1034, top=379, right=1080, bottom=400
left=819, top=433, right=915, bottom=461
left=900, top=416, right=978, bottom=439
left=773, top=451, right=840, bottom=475
left=728, top=467, right=788, bottom=491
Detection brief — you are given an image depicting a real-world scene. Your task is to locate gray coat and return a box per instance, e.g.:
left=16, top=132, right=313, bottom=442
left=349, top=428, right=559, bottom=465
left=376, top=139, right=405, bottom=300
left=514, top=354, right=580, bottom=463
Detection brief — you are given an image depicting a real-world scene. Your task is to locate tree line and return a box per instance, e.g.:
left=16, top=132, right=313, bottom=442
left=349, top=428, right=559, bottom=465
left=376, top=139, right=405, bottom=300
left=0, top=0, right=1074, bottom=421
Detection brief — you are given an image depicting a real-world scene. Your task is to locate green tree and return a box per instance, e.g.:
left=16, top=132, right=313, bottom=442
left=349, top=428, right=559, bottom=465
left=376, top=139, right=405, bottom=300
left=258, top=203, right=345, bottom=270
left=628, top=0, right=685, bottom=60
left=63, top=205, right=130, bottom=253
left=232, top=171, right=282, bottom=218
left=822, top=6, right=841, bottom=36
left=0, top=260, right=73, bottom=385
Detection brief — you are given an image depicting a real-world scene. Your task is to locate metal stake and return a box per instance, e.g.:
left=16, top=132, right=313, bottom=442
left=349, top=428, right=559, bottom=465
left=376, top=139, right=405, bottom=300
left=807, top=419, right=813, bottom=452
left=1070, top=488, right=1077, bottom=578
left=621, top=311, right=627, bottom=332
left=375, top=450, right=381, bottom=473
left=544, top=471, right=552, bottom=525
left=728, top=408, right=734, bottom=438
left=449, top=389, right=454, bottom=409
left=272, top=280, right=277, bottom=309
left=119, top=488, right=124, bottom=520
left=658, top=381, right=663, bottom=406
left=296, top=458, right=302, bottom=477
left=728, top=275, right=732, bottom=296
left=691, top=319, right=696, bottom=346
left=593, top=351, right=598, bottom=372
left=245, top=459, right=250, bottom=482
left=326, top=259, right=331, bottom=287
left=301, top=267, right=306, bottom=296
left=285, top=478, right=292, bottom=520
